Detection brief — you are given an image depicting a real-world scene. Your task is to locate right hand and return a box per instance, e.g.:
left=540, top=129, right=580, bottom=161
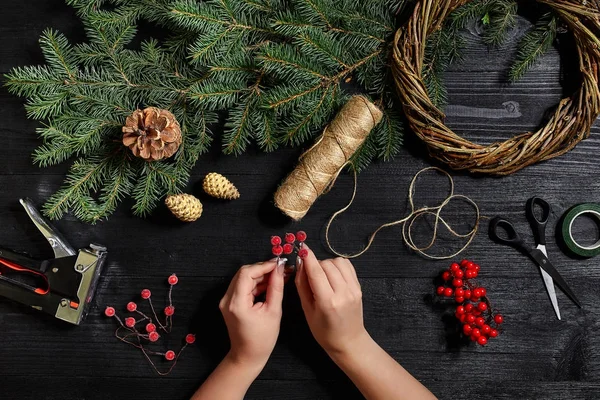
left=295, top=244, right=369, bottom=356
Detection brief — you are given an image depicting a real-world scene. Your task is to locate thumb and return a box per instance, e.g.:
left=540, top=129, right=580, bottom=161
left=265, top=258, right=285, bottom=310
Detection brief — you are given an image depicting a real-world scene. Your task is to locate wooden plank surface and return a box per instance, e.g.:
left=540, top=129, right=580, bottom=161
left=1, top=1, right=600, bottom=399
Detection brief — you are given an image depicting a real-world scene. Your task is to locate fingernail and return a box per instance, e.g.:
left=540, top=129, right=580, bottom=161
left=277, top=258, right=286, bottom=275
left=296, top=256, right=302, bottom=271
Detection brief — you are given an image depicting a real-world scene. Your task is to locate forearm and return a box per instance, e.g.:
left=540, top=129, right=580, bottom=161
left=329, top=334, right=436, bottom=400
left=190, top=353, right=264, bottom=400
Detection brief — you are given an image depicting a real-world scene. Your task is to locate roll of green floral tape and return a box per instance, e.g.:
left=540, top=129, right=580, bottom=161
left=560, top=203, right=600, bottom=258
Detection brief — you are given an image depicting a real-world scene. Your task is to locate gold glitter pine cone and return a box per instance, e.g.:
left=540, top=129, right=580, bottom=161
left=122, top=107, right=182, bottom=161
left=203, top=173, right=240, bottom=200
left=165, top=194, right=203, bottom=222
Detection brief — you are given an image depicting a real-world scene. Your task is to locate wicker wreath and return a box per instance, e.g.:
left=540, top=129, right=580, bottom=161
left=392, top=0, right=600, bottom=175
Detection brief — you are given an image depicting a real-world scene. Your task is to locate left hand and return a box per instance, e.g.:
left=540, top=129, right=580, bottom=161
left=219, top=259, right=285, bottom=369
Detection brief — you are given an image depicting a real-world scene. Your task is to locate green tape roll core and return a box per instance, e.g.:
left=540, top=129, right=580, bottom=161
left=560, top=203, right=600, bottom=258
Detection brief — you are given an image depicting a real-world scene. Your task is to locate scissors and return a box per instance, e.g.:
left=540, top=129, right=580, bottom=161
left=489, top=197, right=582, bottom=319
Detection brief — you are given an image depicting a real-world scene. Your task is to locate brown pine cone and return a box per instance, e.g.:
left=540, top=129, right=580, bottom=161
left=165, top=194, right=203, bottom=222
left=122, top=107, right=182, bottom=161
left=203, top=172, right=240, bottom=200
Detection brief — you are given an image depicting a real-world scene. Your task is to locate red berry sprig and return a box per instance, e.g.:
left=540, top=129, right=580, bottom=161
left=104, top=274, right=196, bottom=375
left=435, top=260, right=504, bottom=346
left=270, top=231, right=308, bottom=262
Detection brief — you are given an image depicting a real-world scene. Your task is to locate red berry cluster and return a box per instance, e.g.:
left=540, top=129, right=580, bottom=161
left=104, top=274, right=195, bottom=375
left=271, top=231, right=308, bottom=259
left=436, top=260, right=504, bottom=346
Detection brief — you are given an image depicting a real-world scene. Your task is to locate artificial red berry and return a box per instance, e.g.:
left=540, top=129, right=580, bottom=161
left=272, top=245, right=283, bottom=256
left=465, top=270, right=476, bottom=279
left=471, top=328, right=481, bottom=338
left=442, top=271, right=451, bottom=281
left=458, top=314, right=467, bottom=323
left=141, top=289, right=151, bottom=299
left=185, top=334, right=196, bottom=344
left=460, top=260, right=469, bottom=267
left=481, top=324, right=491, bottom=335
left=443, top=287, right=454, bottom=297
left=466, top=314, right=476, bottom=324
left=465, top=304, right=474, bottom=313
left=477, top=302, right=488, bottom=312
left=125, top=317, right=136, bottom=328
left=463, top=324, right=473, bottom=335
left=466, top=261, right=475, bottom=269
left=164, top=306, right=175, bottom=316
left=455, top=296, right=465, bottom=303
left=165, top=350, right=176, bottom=361
left=285, top=233, right=296, bottom=243
left=168, top=274, right=178, bottom=285
left=104, top=306, right=115, bottom=317
left=479, top=288, right=487, bottom=297
left=472, top=288, right=482, bottom=299
left=436, top=286, right=445, bottom=295
left=296, top=231, right=307, bottom=242
left=455, top=288, right=465, bottom=297
left=474, top=264, right=480, bottom=272
left=271, top=236, right=282, bottom=246
left=298, top=248, right=309, bottom=258
left=148, top=331, right=160, bottom=342
left=464, top=290, right=472, bottom=300
left=450, top=263, right=460, bottom=272
left=454, top=269, right=464, bottom=279
left=489, top=329, right=499, bottom=338
left=146, top=323, right=156, bottom=333
left=456, top=306, right=465, bottom=315
left=127, top=302, right=137, bottom=312
left=494, top=314, right=504, bottom=324
left=475, top=317, right=485, bottom=327
left=477, top=336, right=488, bottom=346
left=452, top=278, right=463, bottom=288
left=471, top=271, right=479, bottom=278
left=283, top=243, right=294, bottom=255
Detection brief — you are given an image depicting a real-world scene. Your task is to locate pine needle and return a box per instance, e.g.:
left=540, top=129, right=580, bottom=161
left=509, top=13, right=558, bottom=82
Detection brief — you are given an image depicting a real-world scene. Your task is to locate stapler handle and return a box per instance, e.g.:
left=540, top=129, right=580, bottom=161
left=19, top=199, right=76, bottom=259
left=0, top=246, right=46, bottom=272
left=0, top=246, right=50, bottom=295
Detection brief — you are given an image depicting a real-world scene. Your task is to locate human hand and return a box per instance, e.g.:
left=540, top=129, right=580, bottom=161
left=295, top=245, right=369, bottom=356
left=219, top=259, right=285, bottom=370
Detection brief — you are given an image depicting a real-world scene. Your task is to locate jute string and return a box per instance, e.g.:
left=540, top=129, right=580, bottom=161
left=274, top=95, right=383, bottom=220
left=325, top=167, right=481, bottom=259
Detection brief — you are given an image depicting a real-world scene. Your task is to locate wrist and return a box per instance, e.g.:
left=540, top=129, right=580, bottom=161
left=326, top=330, right=373, bottom=363
left=225, top=351, right=269, bottom=376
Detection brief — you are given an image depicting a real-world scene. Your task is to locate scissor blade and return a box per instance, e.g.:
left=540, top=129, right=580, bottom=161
left=537, top=245, right=561, bottom=320
left=528, top=248, right=582, bottom=308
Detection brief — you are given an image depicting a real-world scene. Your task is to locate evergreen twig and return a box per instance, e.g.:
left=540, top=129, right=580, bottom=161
left=509, top=13, right=558, bottom=82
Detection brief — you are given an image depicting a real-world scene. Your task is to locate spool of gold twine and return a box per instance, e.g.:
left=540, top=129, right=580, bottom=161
left=274, top=95, right=383, bottom=220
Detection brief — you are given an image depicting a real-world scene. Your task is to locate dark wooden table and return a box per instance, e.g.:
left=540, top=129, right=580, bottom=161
left=2, top=2, right=600, bottom=399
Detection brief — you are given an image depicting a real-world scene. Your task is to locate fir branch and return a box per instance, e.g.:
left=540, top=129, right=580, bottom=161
left=422, top=24, right=464, bottom=108
left=374, top=108, right=403, bottom=161
left=450, top=0, right=492, bottom=29
left=39, top=29, right=79, bottom=80
left=482, top=0, right=518, bottom=47
left=509, top=13, right=558, bottom=82
left=42, top=154, right=114, bottom=220
left=84, top=155, right=136, bottom=223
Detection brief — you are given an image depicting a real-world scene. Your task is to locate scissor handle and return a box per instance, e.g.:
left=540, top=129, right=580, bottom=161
left=489, top=217, right=528, bottom=252
left=526, top=197, right=551, bottom=246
